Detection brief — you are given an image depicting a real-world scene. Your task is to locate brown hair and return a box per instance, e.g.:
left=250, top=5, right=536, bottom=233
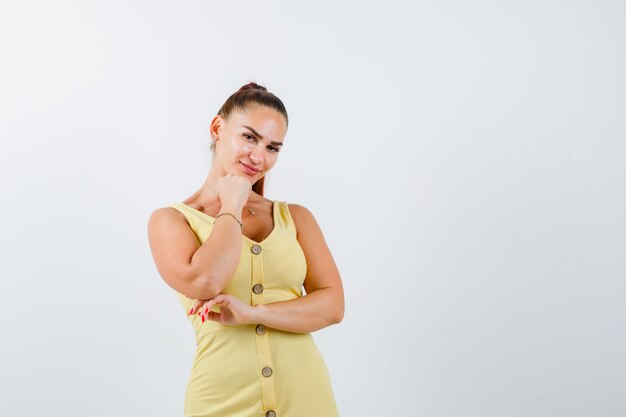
left=212, top=82, right=288, bottom=196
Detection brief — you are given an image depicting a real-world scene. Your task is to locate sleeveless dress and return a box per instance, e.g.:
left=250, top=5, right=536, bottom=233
left=167, top=200, right=339, bottom=417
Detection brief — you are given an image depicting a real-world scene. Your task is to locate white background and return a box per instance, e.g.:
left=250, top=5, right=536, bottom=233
left=1, top=1, right=625, bottom=416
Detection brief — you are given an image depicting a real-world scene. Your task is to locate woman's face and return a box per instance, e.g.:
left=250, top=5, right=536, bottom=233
left=212, top=105, right=287, bottom=183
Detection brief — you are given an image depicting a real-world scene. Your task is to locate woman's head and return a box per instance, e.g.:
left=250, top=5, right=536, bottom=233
left=209, top=82, right=288, bottom=196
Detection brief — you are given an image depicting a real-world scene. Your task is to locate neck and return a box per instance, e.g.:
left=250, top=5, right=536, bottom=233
left=188, top=169, right=221, bottom=205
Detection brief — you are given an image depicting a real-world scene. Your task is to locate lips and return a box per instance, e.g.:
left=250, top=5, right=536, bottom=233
left=240, top=162, right=260, bottom=174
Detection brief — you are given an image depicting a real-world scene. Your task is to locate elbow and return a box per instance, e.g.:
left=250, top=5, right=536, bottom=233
left=331, top=306, right=344, bottom=325
left=326, top=291, right=344, bottom=325
left=190, top=274, right=222, bottom=300
left=334, top=293, right=345, bottom=324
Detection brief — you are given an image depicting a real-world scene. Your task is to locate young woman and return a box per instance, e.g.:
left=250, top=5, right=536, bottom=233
left=147, top=82, right=344, bottom=417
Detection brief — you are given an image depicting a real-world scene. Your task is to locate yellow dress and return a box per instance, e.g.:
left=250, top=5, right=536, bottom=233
left=167, top=200, right=339, bottom=417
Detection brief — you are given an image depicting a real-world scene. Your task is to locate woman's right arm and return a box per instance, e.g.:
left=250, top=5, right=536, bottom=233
left=147, top=203, right=244, bottom=300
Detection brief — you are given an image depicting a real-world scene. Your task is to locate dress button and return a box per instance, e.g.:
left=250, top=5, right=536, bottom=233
left=261, top=367, right=273, bottom=377
left=255, top=324, right=266, bottom=335
left=252, top=284, right=264, bottom=294
left=251, top=244, right=262, bottom=254
left=266, top=411, right=276, bottom=417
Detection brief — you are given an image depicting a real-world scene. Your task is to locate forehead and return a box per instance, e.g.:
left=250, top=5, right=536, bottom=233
left=227, top=106, right=287, bottom=139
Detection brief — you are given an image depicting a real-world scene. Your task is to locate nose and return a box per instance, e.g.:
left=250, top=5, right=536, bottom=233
left=250, top=147, right=263, bottom=165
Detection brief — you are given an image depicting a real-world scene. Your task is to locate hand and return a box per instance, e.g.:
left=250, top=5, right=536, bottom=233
left=215, top=174, right=252, bottom=211
left=189, top=294, right=256, bottom=326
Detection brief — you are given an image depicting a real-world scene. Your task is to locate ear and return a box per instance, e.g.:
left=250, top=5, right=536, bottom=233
left=209, top=115, right=223, bottom=140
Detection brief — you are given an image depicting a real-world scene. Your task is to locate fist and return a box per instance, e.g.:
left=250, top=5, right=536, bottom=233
left=215, top=174, right=252, bottom=210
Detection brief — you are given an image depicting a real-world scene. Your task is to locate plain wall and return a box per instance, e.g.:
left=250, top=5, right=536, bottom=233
left=1, top=1, right=625, bottom=416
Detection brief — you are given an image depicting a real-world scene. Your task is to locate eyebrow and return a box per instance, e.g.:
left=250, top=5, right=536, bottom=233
left=242, top=125, right=284, bottom=146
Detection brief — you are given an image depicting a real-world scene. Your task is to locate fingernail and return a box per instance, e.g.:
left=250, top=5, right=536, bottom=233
left=201, top=316, right=205, bottom=323
left=204, top=307, right=208, bottom=313
left=188, top=307, right=193, bottom=315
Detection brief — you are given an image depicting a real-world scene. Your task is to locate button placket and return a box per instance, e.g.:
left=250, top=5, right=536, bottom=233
left=250, top=243, right=277, bottom=412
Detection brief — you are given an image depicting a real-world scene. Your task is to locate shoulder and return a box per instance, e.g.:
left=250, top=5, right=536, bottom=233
left=287, top=203, right=314, bottom=222
left=287, top=203, right=320, bottom=238
left=149, top=206, right=184, bottom=221
left=148, top=206, right=189, bottom=230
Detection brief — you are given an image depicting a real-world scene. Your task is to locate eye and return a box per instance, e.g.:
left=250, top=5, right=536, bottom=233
left=243, top=133, right=256, bottom=142
left=268, top=146, right=280, bottom=153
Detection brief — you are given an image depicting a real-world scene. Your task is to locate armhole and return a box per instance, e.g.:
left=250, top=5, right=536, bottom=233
left=284, top=202, right=299, bottom=238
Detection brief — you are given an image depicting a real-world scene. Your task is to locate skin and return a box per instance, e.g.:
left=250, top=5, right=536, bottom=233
left=147, top=105, right=344, bottom=333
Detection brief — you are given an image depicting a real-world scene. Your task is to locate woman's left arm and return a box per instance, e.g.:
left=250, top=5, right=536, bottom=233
left=252, top=203, right=344, bottom=333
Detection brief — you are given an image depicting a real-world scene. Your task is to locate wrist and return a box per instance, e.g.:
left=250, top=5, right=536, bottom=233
left=215, top=212, right=243, bottom=230
left=249, top=304, right=266, bottom=325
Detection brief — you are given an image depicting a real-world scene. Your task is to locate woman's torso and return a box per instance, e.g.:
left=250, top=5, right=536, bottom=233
left=166, top=199, right=339, bottom=417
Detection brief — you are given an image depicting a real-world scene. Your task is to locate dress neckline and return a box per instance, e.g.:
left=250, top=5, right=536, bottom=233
left=179, top=200, right=278, bottom=245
